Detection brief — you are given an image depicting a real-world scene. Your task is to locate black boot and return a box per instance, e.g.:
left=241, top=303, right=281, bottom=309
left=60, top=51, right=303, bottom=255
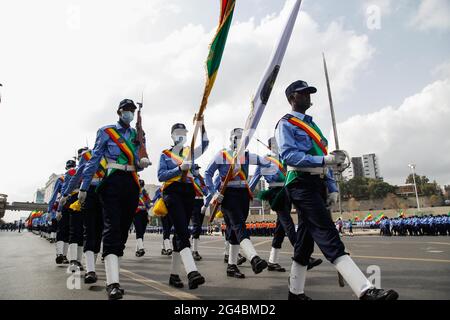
left=169, top=274, right=184, bottom=288
left=224, top=254, right=229, bottom=263
left=227, top=264, right=245, bottom=278
left=187, top=271, right=205, bottom=289
left=267, top=262, right=286, bottom=272
left=167, top=249, right=173, bottom=256
left=106, top=283, right=123, bottom=300
left=135, top=249, right=145, bottom=257
left=360, top=288, right=399, bottom=301
left=68, top=260, right=83, bottom=273
left=55, top=254, right=64, bottom=264
left=84, top=271, right=97, bottom=284
left=62, top=256, right=69, bottom=264
left=307, top=257, right=323, bottom=270
left=237, top=253, right=247, bottom=266
left=251, top=256, right=268, bottom=274
left=161, top=249, right=168, bottom=255
left=288, top=291, right=312, bottom=301
left=193, top=251, right=202, bottom=261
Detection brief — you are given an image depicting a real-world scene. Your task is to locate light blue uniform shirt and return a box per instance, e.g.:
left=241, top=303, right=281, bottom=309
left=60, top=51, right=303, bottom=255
left=248, top=154, right=285, bottom=192
left=275, top=110, right=338, bottom=193
left=81, top=122, right=141, bottom=191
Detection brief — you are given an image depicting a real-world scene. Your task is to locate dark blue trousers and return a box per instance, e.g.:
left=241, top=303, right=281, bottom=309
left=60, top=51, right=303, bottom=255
left=191, top=198, right=205, bottom=239
left=134, top=210, right=148, bottom=239
left=161, top=215, right=173, bottom=240
left=82, top=186, right=103, bottom=253
left=286, top=175, right=347, bottom=266
left=221, top=188, right=250, bottom=245
left=99, top=171, right=139, bottom=257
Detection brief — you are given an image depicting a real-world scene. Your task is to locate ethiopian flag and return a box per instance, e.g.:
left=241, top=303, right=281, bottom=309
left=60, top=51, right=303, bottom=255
left=201, top=0, right=236, bottom=109
left=375, top=213, right=385, bottom=224
left=363, top=213, right=373, bottom=222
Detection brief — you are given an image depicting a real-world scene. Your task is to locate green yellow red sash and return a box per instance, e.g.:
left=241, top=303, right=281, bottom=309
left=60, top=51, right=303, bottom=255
left=221, top=150, right=252, bottom=198
left=82, top=151, right=107, bottom=179
left=266, top=156, right=286, bottom=177
left=286, top=115, right=328, bottom=155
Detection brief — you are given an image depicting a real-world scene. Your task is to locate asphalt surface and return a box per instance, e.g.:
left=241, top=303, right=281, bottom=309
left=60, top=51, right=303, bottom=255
left=0, top=231, right=449, bottom=300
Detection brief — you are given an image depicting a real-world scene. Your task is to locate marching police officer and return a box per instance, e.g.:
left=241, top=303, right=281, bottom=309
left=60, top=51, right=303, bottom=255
left=190, top=164, right=208, bottom=261
left=205, top=128, right=269, bottom=279
left=275, top=80, right=399, bottom=300
left=134, top=179, right=151, bottom=257
left=61, top=147, right=107, bottom=283
left=157, top=119, right=208, bottom=289
left=59, top=148, right=89, bottom=274
left=248, top=137, right=322, bottom=272
left=78, top=99, right=151, bottom=299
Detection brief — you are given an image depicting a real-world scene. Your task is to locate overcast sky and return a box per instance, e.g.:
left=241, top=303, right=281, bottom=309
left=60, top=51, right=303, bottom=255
left=1, top=0, right=449, bottom=222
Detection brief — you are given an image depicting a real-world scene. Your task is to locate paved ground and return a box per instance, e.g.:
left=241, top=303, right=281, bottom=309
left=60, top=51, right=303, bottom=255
left=0, top=231, right=449, bottom=300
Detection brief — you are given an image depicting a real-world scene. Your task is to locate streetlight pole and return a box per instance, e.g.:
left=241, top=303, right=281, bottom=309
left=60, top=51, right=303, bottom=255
left=408, top=164, right=421, bottom=212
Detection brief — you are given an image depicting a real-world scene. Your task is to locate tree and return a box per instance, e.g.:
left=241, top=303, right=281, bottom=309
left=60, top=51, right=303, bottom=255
left=368, top=180, right=396, bottom=199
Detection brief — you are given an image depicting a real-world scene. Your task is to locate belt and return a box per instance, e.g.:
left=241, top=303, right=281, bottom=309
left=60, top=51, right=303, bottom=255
left=227, top=181, right=248, bottom=187
left=107, top=162, right=136, bottom=172
left=287, top=166, right=326, bottom=175
left=195, top=196, right=203, bottom=200
left=91, top=178, right=102, bottom=183
left=268, top=182, right=285, bottom=187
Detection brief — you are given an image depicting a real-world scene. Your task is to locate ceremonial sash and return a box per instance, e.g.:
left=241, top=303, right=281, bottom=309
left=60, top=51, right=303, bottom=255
left=284, top=114, right=328, bottom=155
left=161, top=147, right=200, bottom=194
left=266, top=155, right=286, bottom=182
left=82, top=151, right=107, bottom=179
left=103, top=127, right=140, bottom=187
left=221, top=150, right=252, bottom=198
left=282, top=114, right=329, bottom=186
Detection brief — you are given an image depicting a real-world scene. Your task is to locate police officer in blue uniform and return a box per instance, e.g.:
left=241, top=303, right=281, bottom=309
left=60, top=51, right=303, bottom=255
left=205, top=128, right=269, bottom=279
left=134, top=179, right=151, bottom=257
left=48, top=160, right=76, bottom=265
left=61, top=147, right=106, bottom=284
left=157, top=120, right=208, bottom=290
left=78, top=99, right=151, bottom=300
left=248, top=137, right=322, bottom=272
left=59, top=148, right=89, bottom=274
left=276, top=80, right=399, bottom=300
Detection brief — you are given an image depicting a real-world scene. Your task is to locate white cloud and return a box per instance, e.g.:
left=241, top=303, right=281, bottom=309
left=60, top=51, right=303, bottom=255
left=337, top=78, right=450, bottom=186
left=0, top=0, right=373, bottom=222
left=410, top=0, right=450, bottom=31
left=363, top=0, right=394, bottom=15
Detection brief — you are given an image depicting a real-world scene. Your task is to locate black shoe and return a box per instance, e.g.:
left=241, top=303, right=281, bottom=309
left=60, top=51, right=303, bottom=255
left=62, top=256, right=69, bottom=264
left=187, top=271, right=205, bottom=289
left=193, top=251, right=202, bottom=261
left=161, top=249, right=168, bottom=255
left=307, top=257, right=323, bottom=271
left=227, top=264, right=245, bottom=278
left=224, top=254, right=229, bottom=263
left=360, top=288, right=399, bottom=301
left=55, top=254, right=64, bottom=264
left=135, top=249, right=145, bottom=257
left=267, top=262, right=286, bottom=272
left=237, top=253, right=247, bottom=266
left=251, top=256, right=268, bottom=274
left=106, top=283, right=123, bottom=300
left=288, top=291, right=312, bottom=301
left=169, top=274, right=184, bottom=288
left=84, top=271, right=97, bottom=284
left=167, top=249, right=173, bottom=256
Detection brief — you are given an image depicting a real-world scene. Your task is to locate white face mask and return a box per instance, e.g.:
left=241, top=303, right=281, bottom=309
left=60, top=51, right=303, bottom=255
left=120, top=111, right=134, bottom=124
left=172, top=134, right=187, bottom=146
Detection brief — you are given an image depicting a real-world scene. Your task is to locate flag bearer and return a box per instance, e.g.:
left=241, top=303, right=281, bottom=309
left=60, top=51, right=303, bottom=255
left=276, top=80, right=399, bottom=300
left=205, top=128, right=269, bottom=279
left=157, top=119, right=208, bottom=290
left=78, top=99, right=151, bottom=300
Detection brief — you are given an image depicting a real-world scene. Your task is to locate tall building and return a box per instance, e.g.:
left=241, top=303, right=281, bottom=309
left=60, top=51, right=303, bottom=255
left=44, top=173, right=61, bottom=203
left=34, top=188, right=45, bottom=204
left=343, top=154, right=381, bottom=180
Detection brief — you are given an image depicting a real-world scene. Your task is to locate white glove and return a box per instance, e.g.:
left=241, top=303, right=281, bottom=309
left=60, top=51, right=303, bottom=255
left=78, top=190, right=87, bottom=205
left=327, top=192, right=339, bottom=207
left=59, top=196, right=68, bottom=208
left=212, top=192, right=224, bottom=204
left=201, top=205, right=209, bottom=216
left=324, top=150, right=347, bottom=166
left=56, top=212, right=62, bottom=221
left=139, top=157, right=152, bottom=168
left=180, top=160, right=192, bottom=171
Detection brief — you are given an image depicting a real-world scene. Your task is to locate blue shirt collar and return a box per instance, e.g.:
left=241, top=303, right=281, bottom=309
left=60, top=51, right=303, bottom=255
left=115, top=121, right=131, bottom=132
left=289, top=110, right=313, bottom=123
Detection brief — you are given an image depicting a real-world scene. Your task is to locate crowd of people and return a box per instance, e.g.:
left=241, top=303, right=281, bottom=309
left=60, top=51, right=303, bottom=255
left=380, top=215, right=450, bottom=236
left=0, top=222, right=24, bottom=232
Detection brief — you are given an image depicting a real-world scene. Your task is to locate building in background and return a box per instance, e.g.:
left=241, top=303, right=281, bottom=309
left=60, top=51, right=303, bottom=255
left=44, top=173, right=60, bottom=203
left=343, top=154, right=381, bottom=180
left=34, top=188, right=45, bottom=204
